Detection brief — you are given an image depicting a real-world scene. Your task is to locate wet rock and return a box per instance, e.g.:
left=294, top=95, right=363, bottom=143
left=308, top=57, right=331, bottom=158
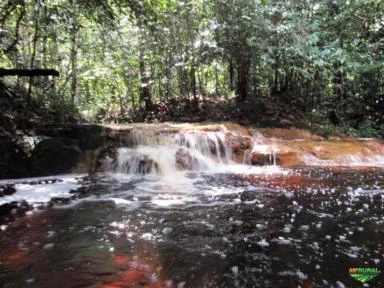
left=176, top=148, right=194, bottom=170
left=251, top=151, right=304, bottom=166
left=136, top=155, right=159, bottom=174
left=277, top=151, right=304, bottom=166
left=2, top=123, right=384, bottom=178
left=0, top=184, right=16, bottom=196
left=225, top=123, right=253, bottom=136
left=292, top=140, right=384, bottom=162
left=0, top=137, right=30, bottom=178
left=49, top=197, right=73, bottom=206
left=90, top=146, right=117, bottom=174
left=258, top=128, right=323, bottom=140
left=113, top=152, right=159, bottom=174
left=226, top=133, right=252, bottom=163
left=250, top=153, right=274, bottom=166
left=0, top=201, right=30, bottom=218
left=30, top=137, right=83, bottom=176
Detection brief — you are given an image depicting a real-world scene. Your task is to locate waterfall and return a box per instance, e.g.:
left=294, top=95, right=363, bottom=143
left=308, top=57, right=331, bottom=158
left=249, top=131, right=278, bottom=166
left=99, top=124, right=384, bottom=176
left=104, top=124, right=236, bottom=175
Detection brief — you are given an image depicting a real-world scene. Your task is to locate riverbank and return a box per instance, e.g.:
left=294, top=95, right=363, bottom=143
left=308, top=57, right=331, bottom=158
left=1, top=122, right=383, bottom=180
left=1, top=82, right=383, bottom=179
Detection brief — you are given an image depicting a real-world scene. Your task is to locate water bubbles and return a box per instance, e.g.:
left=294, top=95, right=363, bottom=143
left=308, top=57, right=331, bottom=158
left=296, top=270, right=308, bottom=280
left=232, top=220, right=243, bottom=226
left=338, top=235, right=346, bottom=241
left=162, top=227, right=173, bottom=235
left=299, top=225, right=309, bottom=231
left=256, top=223, right=266, bottom=230
left=25, top=278, right=35, bottom=284
left=336, top=281, right=346, bottom=288
left=257, top=239, right=269, bottom=248
left=141, top=233, right=154, bottom=241
left=42, top=243, right=55, bottom=250
left=273, top=237, right=292, bottom=245
left=231, top=266, right=239, bottom=275
left=283, top=224, right=292, bottom=233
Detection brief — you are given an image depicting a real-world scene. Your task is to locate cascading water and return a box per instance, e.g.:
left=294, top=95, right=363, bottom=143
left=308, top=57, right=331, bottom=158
left=104, top=125, right=238, bottom=176
left=249, top=131, right=278, bottom=166
left=102, top=124, right=384, bottom=176
left=1, top=123, right=384, bottom=288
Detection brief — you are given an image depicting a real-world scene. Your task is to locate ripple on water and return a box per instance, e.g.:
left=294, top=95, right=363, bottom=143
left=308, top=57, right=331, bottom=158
left=0, top=167, right=383, bottom=287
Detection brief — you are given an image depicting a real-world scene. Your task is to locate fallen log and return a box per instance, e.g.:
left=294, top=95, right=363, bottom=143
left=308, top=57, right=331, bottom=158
left=0, top=68, right=59, bottom=77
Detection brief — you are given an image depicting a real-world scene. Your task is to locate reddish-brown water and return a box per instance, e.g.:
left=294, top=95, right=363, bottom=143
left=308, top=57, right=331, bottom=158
left=0, top=166, right=383, bottom=288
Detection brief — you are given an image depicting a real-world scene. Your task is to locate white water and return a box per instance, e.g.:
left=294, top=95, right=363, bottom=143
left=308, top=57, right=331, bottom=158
left=1, top=124, right=383, bottom=209
left=90, top=126, right=289, bottom=208
left=104, top=124, right=286, bottom=177
left=0, top=175, right=82, bottom=205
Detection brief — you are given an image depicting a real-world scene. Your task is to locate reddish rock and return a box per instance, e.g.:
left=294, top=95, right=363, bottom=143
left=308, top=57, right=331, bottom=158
left=225, top=133, right=252, bottom=163
left=225, top=123, right=253, bottom=136
left=250, top=151, right=304, bottom=166
left=277, top=151, right=304, bottom=166
left=258, top=128, right=323, bottom=140
left=176, top=148, right=194, bottom=170
left=290, top=140, right=384, bottom=162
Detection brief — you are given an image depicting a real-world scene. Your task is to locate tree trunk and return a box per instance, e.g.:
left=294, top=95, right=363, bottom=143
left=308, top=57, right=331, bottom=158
left=70, top=0, right=78, bottom=105
left=236, top=57, right=249, bottom=102
left=27, top=0, right=41, bottom=105
left=229, top=60, right=235, bottom=91
left=139, top=49, right=152, bottom=112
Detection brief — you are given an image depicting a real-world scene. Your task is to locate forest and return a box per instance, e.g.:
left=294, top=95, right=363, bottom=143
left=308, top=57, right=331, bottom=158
left=0, top=0, right=383, bottom=135
left=1, top=2, right=384, bottom=287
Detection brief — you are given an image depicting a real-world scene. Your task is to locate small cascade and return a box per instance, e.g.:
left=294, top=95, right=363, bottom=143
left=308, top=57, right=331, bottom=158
left=249, top=131, right=278, bottom=166
left=269, top=140, right=278, bottom=166
left=99, top=123, right=384, bottom=175
left=173, top=130, right=231, bottom=163
left=104, top=124, right=237, bottom=175
left=112, top=148, right=160, bottom=174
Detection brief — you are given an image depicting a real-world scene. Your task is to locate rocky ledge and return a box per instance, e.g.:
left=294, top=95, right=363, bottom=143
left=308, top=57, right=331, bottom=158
left=1, top=123, right=383, bottom=179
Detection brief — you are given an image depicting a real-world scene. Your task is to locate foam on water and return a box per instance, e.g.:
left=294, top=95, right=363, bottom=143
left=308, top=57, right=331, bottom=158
left=0, top=175, right=82, bottom=205
left=98, top=126, right=291, bottom=207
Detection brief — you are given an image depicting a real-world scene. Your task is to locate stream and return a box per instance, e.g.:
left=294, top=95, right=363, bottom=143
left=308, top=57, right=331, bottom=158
left=0, top=124, right=383, bottom=288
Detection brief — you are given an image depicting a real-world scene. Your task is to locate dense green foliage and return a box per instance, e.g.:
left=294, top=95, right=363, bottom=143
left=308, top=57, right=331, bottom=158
left=0, top=0, right=383, bottom=134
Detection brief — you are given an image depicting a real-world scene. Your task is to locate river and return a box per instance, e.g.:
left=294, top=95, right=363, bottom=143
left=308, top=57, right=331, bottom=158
left=0, top=124, right=383, bottom=287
